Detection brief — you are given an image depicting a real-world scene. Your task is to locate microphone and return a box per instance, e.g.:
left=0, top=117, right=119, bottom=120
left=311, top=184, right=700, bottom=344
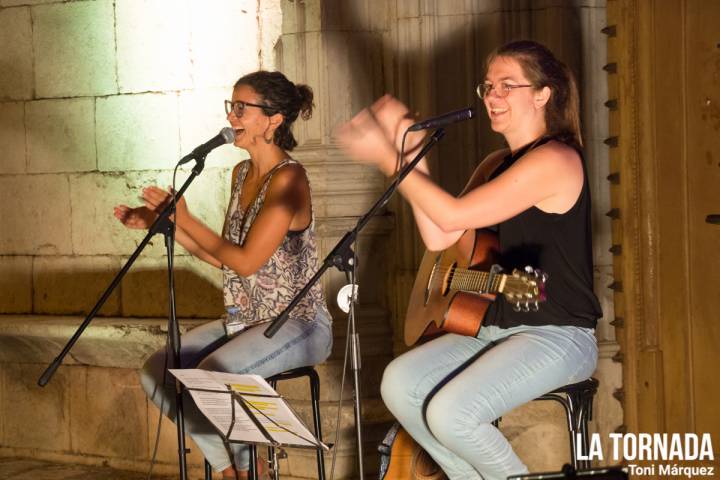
left=178, top=127, right=236, bottom=165
left=407, top=107, right=475, bottom=132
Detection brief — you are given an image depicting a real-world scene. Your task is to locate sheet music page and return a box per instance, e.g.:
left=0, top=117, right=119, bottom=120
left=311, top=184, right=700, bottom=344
left=169, top=369, right=327, bottom=449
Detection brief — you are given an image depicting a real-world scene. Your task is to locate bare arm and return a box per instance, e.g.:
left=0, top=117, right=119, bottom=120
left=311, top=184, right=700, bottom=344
left=171, top=161, right=245, bottom=268
left=336, top=98, right=583, bottom=233
left=161, top=164, right=310, bottom=277
left=408, top=149, right=509, bottom=251
left=115, top=163, right=251, bottom=269
left=394, top=143, right=582, bottom=231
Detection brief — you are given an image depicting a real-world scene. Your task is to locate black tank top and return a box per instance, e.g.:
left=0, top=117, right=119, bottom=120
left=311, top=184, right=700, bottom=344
left=483, top=137, right=602, bottom=329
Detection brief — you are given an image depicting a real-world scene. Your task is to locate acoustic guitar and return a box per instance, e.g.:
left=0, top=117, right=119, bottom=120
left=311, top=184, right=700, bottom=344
left=404, top=229, right=547, bottom=346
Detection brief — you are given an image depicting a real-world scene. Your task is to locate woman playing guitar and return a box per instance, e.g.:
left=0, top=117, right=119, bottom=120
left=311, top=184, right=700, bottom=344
left=336, top=40, right=602, bottom=480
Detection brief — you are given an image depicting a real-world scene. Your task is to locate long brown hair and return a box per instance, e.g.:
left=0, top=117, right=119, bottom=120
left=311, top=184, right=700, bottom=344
left=487, top=40, right=582, bottom=148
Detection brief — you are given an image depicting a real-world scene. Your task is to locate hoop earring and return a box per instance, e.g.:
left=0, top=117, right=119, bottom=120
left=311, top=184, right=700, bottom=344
left=263, top=125, right=274, bottom=145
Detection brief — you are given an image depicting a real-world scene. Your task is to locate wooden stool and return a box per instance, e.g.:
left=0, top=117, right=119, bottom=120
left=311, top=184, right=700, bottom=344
left=492, top=378, right=599, bottom=470
left=204, top=366, right=325, bottom=480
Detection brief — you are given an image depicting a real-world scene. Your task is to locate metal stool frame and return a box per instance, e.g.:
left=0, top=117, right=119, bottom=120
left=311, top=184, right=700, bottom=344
left=492, top=378, right=599, bottom=470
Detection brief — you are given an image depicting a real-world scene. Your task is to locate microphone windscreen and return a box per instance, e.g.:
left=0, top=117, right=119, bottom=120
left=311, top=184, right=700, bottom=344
left=220, top=127, right=236, bottom=144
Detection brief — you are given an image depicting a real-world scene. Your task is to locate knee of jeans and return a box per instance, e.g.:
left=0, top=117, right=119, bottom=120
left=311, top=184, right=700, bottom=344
left=425, top=390, right=458, bottom=443
left=380, top=358, right=415, bottom=414
left=196, top=351, right=231, bottom=372
left=139, top=351, right=168, bottom=401
left=426, top=389, right=492, bottom=446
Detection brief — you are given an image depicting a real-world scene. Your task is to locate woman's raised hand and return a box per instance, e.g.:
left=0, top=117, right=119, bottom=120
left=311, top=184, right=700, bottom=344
left=369, top=95, right=426, bottom=153
left=336, top=103, right=398, bottom=175
left=141, top=186, right=190, bottom=222
left=113, top=186, right=189, bottom=230
left=113, top=205, right=156, bottom=230
left=336, top=95, right=427, bottom=176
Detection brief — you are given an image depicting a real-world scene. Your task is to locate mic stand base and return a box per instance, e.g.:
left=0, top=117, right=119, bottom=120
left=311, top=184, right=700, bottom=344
left=164, top=223, right=188, bottom=480
left=346, top=269, right=364, bottom=480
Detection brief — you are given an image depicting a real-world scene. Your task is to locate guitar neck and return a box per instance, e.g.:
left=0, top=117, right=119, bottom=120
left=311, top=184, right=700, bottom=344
left=449, top=268, right=506, bottom=294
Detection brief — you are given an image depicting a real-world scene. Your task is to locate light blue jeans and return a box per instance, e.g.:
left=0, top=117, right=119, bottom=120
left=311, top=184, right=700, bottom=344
left=381, top=324, right=597, bottom=480
left=139, top=309, right=333, bottom=472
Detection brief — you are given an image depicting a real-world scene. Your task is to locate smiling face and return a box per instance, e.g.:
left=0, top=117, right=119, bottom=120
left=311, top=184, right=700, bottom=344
left=226, top=84, right=273, bottom=150
left=483, top=55, right=549, bottom=147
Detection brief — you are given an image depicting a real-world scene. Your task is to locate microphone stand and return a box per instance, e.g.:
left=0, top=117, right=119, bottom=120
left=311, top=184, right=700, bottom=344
left=264, top=128, right=446, bottom=478
left=37, top=153, right=212, bottom=480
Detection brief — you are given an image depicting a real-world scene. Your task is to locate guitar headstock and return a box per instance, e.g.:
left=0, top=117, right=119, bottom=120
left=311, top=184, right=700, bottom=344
left=502, top=266, right=548, bottom=312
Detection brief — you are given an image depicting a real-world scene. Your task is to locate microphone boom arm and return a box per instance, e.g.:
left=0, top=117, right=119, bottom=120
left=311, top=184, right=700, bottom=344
left=264, top=128, right=446, bottom=338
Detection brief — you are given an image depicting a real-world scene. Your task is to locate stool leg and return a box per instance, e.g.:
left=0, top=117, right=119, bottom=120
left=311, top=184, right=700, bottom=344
left=267, top=380, right=279, bottom=480
left=204, top=459, right=213, bottom=480
left=249, top=444, right=258, bottom=480
left=309, top=369, right=326, bottom=480
left=578, top=388, right=594, bottom=470
left=566, top=392, right=583, bottom=471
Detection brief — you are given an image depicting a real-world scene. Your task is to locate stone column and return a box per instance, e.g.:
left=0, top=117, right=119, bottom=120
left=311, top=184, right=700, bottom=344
left=273, top=1, right=396, bottom=478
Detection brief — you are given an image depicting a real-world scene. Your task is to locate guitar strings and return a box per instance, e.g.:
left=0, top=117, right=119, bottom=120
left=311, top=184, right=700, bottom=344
left=427, top=266, right=528, bottom=294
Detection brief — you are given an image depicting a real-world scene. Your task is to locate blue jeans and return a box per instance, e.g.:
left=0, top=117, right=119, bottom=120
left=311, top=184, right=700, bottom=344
left=381, top=324, right=597, bottom=480
left=139, top=309, right=333, bottom=472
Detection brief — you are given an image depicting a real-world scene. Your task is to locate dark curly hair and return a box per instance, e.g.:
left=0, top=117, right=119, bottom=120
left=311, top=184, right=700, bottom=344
left=234, top=71, right=314, bottom=151
left=487, top=40, right=582, bottom=148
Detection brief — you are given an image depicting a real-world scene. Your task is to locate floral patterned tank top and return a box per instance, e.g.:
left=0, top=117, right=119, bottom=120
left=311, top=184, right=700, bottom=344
left=222, top=159, right=329, bottom=328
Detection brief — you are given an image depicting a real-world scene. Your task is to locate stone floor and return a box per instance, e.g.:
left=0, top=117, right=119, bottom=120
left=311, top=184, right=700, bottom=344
left=0, top=457, right=177, bottom=480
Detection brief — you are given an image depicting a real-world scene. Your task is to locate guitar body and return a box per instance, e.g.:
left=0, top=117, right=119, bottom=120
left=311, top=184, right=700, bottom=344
left=405, top=229, right=500, bottom=346
left=380, top=425, right=447, bottom=480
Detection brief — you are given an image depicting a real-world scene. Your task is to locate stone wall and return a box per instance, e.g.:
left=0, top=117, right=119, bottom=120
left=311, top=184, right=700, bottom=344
left=0, top=0, right=286, bottom=478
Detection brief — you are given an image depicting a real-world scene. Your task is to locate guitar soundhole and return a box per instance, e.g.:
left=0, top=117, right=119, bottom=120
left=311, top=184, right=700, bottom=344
left=424, top=254, right=442, bottom=305
left=443, top=262, right=456, bottom=296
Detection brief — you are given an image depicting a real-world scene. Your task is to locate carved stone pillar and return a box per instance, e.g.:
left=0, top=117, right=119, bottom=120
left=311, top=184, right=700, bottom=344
left=275, top=1, right=395, bottom=477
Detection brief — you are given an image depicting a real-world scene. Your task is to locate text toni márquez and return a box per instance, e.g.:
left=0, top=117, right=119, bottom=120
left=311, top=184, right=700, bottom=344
left=576, top=433, right=714, bottom=477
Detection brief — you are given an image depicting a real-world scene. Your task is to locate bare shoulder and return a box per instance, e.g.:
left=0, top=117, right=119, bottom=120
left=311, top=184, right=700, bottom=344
left=524, top=140, right=581, bottom=169
left=513, top=140, right=584, bottom=206
left=266, top=162, right=310, bottom=203
left=270, top=162, right=308, bottom=186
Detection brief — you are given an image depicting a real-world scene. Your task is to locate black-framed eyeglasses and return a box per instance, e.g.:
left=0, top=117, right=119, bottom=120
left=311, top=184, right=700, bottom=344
left=224, top=99, right=275, bottom=117
left=476, top=82, right=534, bottom=99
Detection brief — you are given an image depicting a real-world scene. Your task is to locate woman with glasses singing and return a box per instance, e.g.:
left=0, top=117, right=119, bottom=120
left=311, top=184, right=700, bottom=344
left=336, top=40, right=601, bottom=479
left=114, top=71, right=332, bottom=480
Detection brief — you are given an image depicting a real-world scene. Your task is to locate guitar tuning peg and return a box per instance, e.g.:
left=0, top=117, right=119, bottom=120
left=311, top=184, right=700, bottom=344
left=531, top=302, right=539, bottom=311
left=522, top=302, right=530, bottom=312
left=541, top=273, right=548, bottom=282
left=524, top=265, right=533, bottom=273
left=513, top=302, right=521, bottom=312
